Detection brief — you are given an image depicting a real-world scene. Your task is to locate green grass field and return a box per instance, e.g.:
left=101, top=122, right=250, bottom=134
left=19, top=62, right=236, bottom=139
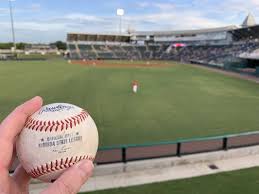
left=1, top=59, right=259, bottom=146
left=86, top=167, right=259, bottom=194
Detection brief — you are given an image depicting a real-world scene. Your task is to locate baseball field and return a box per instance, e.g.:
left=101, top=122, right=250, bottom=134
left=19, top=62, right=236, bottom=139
left=1, top=58, right=259, bottom=147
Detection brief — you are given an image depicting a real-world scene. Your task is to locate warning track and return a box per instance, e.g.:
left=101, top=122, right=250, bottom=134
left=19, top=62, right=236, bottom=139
left=70, top=60, right=172, bottom=68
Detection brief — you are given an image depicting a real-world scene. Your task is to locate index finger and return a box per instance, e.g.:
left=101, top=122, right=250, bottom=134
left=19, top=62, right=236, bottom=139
left=0, top=96, right=43, bottom=170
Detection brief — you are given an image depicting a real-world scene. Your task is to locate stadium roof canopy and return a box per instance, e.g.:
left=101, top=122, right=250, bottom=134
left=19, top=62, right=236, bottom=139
left=67, top=33, right=131, bottom=42
left=242, top=13, right=256, bottom=27
left=133, top=26, right=238, bottom=36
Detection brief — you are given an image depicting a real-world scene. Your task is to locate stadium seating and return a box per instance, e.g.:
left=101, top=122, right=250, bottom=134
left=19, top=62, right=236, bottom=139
left=67, top=43, right=76, bottom=51
left=174, top=42, right=259, bottom=67
left=78, top=44, right=93, bottom=51
left=97, top=52, right=115, bottom=59
left=67, top=40, right=259, bottom=67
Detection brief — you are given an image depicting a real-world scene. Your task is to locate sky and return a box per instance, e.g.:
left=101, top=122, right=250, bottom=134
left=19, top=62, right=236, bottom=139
left=0, top=0, right=258, bottom=43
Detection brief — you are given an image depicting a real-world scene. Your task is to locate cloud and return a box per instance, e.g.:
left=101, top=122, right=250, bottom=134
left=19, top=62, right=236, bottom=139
left=136, top=2, right=150, bottom=8
left=64, top=14, right=104, bottom=22
left=0, top=3, right=42, bottom=16
left=152, top=3, right=175, bottom=10
left=136, top=2, right=175, bottom=10
left=30, top=3, right=41, bottom=11
left=0, top=21, right=66, bottom=32
left=0, top=8, right=230, bottom=43
left=124, top=11, right=227, bottom=31
left=216, top=0, right=259, bottom=12
left=251, top=0, right=259, bottom=6
left=0, top=8, right=8, bottom=12
left=0, top=0, right=258, bottom=42
left=0, top=7, right=9, bottom=15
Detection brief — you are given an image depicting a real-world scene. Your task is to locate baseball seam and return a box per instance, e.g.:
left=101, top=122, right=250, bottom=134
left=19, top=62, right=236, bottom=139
left=29, top=155, right=94, bottom=178
left=25, top=111, right=88, bottom=132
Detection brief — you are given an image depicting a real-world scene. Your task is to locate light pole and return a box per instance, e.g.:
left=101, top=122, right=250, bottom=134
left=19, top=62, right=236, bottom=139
left=117, top=8, right=124, bottom=35
left=9, top=0, right=16, bottom=51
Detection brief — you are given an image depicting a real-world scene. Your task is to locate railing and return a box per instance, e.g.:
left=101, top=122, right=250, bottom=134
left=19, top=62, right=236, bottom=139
left=95, top=131, right=259, bottom=165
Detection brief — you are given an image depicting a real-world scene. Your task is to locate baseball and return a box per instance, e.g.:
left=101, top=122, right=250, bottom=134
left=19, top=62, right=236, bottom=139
left=16, top=103, right=99, bottom=182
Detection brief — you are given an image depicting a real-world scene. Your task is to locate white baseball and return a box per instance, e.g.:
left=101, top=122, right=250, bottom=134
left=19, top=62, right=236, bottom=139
left=16, top=103, right=99, bottom=182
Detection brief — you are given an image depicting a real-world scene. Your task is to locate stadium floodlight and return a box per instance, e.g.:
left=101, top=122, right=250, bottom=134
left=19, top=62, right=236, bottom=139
left=117, top=8, right=124, bottom=35
left=117, top=8, right=124, bottom=16
left=8, top=0, right=16, bottom=52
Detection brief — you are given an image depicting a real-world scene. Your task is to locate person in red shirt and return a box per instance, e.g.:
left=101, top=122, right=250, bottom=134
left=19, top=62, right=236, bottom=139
left=132, top=80, right=139, bottom=93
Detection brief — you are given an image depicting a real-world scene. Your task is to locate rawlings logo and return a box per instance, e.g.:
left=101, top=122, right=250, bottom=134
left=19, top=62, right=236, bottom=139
left=39, top=105, right=75, bottom=114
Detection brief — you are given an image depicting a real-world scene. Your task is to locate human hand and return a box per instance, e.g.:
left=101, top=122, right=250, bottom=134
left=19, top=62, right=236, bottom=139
left=0, top=96, right=94, bottom=194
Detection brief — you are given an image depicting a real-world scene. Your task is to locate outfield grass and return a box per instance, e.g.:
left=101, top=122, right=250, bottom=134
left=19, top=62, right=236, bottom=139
left=1, top=59, right=259, bottom=146
left=86, top=167, right=259, bottom=194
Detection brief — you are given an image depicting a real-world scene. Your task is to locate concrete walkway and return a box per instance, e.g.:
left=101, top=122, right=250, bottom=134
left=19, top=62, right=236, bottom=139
left=29, top=145, right=259, bottom=193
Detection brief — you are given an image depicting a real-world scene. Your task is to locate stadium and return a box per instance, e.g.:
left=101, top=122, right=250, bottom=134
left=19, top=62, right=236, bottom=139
left=66, top=13, right=259, bottom=76
left=1, top=1, right=259, bottom=193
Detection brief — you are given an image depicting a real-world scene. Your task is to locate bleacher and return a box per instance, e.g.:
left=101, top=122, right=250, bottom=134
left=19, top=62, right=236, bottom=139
left=97, top=52, right=115, bottom=59
left=78, top=44, right=93, bottom=51
left=67, top=43, right=78, bottom=59
left=67, top=43, right=76, bottom=51
left=66, top=22, right=259, bottom=65
left=67, top=40, right=259, bottom=66
left=175, top=42, right=259, bottom=67
left=67, top=43, right=156, bottom=60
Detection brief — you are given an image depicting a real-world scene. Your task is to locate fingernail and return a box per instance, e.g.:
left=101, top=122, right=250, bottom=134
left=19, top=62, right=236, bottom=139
left=31, top=96, right=42, bottom=101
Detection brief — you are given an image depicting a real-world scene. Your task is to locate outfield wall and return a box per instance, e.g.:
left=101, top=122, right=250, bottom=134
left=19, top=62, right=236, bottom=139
left=9, top=131, right=259, bottom=174
left=94, top=144, right=259, bottom=177
left=30, top=144, right=259, bottom=193
left=15, top=131, right=259, bottom=193
left=95, top=131, right=259, bottom=165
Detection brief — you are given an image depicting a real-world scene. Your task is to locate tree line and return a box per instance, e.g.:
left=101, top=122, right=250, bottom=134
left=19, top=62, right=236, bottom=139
left=0, top=41, right=67, bottom=50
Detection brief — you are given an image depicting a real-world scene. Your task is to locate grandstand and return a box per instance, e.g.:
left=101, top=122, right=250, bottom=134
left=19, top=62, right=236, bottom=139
left=67, top=14, right=259, bottom=75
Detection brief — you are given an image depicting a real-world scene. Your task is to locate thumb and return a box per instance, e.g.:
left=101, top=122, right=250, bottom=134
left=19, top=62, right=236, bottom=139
left=41, top=160, right=94, bottom=194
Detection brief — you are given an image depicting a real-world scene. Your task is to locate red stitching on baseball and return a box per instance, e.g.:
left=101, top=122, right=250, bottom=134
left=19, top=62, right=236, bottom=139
left=29, top=155, right=94, bottom=178
left=25, top=111, right=88, bottom=132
